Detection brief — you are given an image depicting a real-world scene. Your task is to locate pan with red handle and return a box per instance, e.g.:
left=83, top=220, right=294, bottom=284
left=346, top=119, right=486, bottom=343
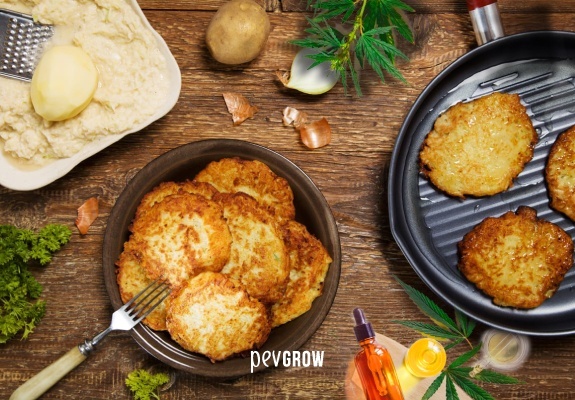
left=388, top=0, right=575, bottom=336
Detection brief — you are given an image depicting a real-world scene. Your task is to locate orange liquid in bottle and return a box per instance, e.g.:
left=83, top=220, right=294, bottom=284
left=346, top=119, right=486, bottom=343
left=353, top=308, right=404, bottom=400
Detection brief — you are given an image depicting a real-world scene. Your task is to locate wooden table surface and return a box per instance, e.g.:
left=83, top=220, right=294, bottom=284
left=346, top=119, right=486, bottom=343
left=3, top=0, right=575, bottom=398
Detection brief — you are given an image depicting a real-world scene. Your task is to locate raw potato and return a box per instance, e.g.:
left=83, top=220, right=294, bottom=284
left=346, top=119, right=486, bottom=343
left=205, top=0, right=270, bottom=65
left=31, top=45, right=99, bottom=122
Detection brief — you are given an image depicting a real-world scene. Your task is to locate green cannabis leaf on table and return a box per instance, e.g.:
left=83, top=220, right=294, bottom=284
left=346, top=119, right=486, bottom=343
left=293, top=0, right=414, bottom=96
left=394, top=278, right=523, bottom=400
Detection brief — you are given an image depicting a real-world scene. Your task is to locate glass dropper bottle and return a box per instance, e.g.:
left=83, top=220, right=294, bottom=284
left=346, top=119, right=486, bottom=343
left=353, top=308, right=404, bottom=400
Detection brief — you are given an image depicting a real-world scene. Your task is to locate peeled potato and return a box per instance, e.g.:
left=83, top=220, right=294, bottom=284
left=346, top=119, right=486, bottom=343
left=31, top=45, right=99, bottom=122
left=205, top=0, right=270, bottom=65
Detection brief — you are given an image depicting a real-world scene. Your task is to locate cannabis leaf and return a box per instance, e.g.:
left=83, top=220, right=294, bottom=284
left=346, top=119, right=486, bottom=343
left=394, top=277, right=524, bottom=400
left=393, top=277, right=475, bottom=349
left=293, top=0, right=414, bottom=96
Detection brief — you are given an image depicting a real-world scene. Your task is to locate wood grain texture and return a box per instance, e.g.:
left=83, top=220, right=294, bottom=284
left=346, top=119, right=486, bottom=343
left=3, top=1, right=575, bottom=399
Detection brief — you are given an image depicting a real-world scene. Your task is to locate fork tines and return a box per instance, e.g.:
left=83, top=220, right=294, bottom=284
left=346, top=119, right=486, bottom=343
left=123, top=281, right=170, bottom=324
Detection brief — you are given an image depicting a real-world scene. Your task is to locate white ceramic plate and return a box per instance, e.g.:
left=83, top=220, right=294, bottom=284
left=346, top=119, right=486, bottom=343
left=0, top=0, right=181, bottom=191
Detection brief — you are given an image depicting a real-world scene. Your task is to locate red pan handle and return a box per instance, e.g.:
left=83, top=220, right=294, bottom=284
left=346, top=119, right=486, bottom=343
left=466, top=0, right=498, bottom=11
left=467, top=0, right=504, bottom=45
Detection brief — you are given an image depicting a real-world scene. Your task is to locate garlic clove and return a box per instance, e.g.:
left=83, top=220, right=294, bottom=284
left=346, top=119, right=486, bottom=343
left=279, top=48, right=339, bottom=95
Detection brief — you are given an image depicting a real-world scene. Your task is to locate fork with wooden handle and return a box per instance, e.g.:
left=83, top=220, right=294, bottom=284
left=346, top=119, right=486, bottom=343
left=10, top=281, right=170, bottom=400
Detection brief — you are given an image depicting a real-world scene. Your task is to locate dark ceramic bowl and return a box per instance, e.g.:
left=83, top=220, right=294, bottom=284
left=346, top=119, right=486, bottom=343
left=102, top=139, right=341, bottom=378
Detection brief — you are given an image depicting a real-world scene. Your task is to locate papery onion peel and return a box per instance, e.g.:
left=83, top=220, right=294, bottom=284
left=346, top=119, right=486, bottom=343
left=282, top=106, right=332, bottom=149
left=75, top=196, right=99, bottom=235
left=300, top=118, right=332, bottom=149
left=222, top=92, right=258, bottom=125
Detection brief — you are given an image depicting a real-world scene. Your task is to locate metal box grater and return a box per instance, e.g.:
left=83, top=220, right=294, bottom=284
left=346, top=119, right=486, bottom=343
left=0, top=8, right=54, bottom=81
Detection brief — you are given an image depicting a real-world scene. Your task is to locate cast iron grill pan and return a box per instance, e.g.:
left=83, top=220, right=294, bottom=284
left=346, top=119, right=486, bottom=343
left=389, top=31, right=575, bottom=336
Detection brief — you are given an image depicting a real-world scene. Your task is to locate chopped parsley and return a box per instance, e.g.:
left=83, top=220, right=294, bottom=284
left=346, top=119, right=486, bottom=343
left=0, top=224, right=71, bottom=343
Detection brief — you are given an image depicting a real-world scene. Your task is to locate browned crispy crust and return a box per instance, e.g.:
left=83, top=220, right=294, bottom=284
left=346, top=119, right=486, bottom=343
left=420, top=92, right=537, bottom=198
left=166, top=272, right=271, bottom=362
left=133, top=180, right=219, bottom=221
left=216, top=192, right=289, bottom=304
left=129, top=192, right=232, bottom=288
left=270, top=220, right=332, bottom=327
left=546, top=125, right=575, bottom=222
left=195, top=157, right=296, bottom=220
left=458, top=206, right=573, bottom=308
left=116, top=239, right=168, bottom=330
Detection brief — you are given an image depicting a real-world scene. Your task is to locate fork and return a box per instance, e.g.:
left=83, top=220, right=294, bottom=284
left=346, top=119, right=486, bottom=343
left=10, top=280, right=170, bottom=400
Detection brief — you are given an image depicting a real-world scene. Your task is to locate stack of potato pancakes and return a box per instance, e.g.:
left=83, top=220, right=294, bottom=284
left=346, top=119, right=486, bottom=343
left=116, top=158, right=332, bottom=362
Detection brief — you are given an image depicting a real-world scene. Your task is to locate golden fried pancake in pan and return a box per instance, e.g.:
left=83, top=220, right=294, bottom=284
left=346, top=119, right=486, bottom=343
left=546, top=126, right=575, bottom=222
left=116, top=240, right=168, bottom=330
left=420, top=92, right=537, bottom=198
left=195, top=157, right=296, bottom=220
left=129, top=193, right=232, bottom=288
left=216, top=192, right=289, bottom=304
left=458, top=206, right=573, bottom=309
left=271, top=220, right=332, bottom=327
left=134, top=180, right=218, bottom=220
left=166, top=272, right=271, bottom=362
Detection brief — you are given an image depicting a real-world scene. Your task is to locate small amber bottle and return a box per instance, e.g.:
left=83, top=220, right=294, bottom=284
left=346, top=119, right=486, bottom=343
left=404, top=338, right=446, bottom=378
left=353, top=308, right=404, bottom=400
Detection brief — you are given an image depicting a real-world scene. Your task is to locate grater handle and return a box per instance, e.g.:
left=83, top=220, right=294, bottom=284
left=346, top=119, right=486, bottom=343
left=467, top=0, right=504, bottom=45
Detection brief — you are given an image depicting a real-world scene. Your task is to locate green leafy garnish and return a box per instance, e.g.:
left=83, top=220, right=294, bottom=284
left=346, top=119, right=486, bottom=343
left=0, top=224, right=71, bottom=343
left=393, top=278, right=475, bottom=350
left=293, top=0, right=414, bottom=96
left=125, top=369, right=170, bottom=400
left=394, top=277, right=524, bottom=400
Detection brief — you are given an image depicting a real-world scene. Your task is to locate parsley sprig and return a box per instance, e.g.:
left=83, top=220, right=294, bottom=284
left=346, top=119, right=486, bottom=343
left=0, top=224, right=71, bottom=343
left=293, top=0, right=414, bottom=96
left=126, top=369, right=170, bottom=400
left=394, top=278, right=523, bottom=400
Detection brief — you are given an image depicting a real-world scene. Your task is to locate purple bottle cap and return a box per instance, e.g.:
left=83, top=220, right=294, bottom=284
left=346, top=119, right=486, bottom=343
left=353, top=308, right=375, bottom=341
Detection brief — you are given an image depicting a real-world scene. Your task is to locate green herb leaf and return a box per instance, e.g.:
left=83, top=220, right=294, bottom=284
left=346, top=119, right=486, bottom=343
left=0, top=224, right=71, bottom=343
left=450, top=372, right=495, bottom=400
left=445, top=375, right=461, bottom=400
left=472, top=369, right=524, bottom=385
left=294, top=0, right=414, bottom=95
left=422, top=373, right=445, bottom=400
left=450, top=345, right=482, bottom=368
left=126, top=369, right=170, bottom=400
left=395, top=278, right=460, bottom=333
left=393, top=320, right=463, bottom=340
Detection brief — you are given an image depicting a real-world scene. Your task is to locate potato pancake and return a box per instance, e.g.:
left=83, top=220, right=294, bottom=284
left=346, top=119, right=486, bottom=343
left=546, top=125, right=575, bottom=222
left=129, top=193, right=232, bottom=288
left=166, top=272, right=271, bottom=362
left=420, top=92, right=537, bottom=198
left=133, top=180, right=218, bottom=220
left=216, top=192, right=289, bottom=304
left=116, top=239, right=168, bottom=330
left=458, top=206, right=573, bottom=309
left=195, top=157, right=296, bottom=220
left=271, top=220, right=332, bottom=327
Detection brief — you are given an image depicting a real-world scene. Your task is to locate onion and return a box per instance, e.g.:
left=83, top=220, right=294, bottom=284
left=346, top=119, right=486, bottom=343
left=276, top=48, right=339, bottom=95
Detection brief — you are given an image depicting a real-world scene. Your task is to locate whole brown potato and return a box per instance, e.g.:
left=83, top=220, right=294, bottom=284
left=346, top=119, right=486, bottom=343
left=205, top=0, right=271, bottom=65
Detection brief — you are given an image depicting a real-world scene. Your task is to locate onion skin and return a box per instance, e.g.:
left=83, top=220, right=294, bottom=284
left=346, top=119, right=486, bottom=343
left=75, top=197, right=99, bottom=235
left=299, top=118, right=332, bottom=149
